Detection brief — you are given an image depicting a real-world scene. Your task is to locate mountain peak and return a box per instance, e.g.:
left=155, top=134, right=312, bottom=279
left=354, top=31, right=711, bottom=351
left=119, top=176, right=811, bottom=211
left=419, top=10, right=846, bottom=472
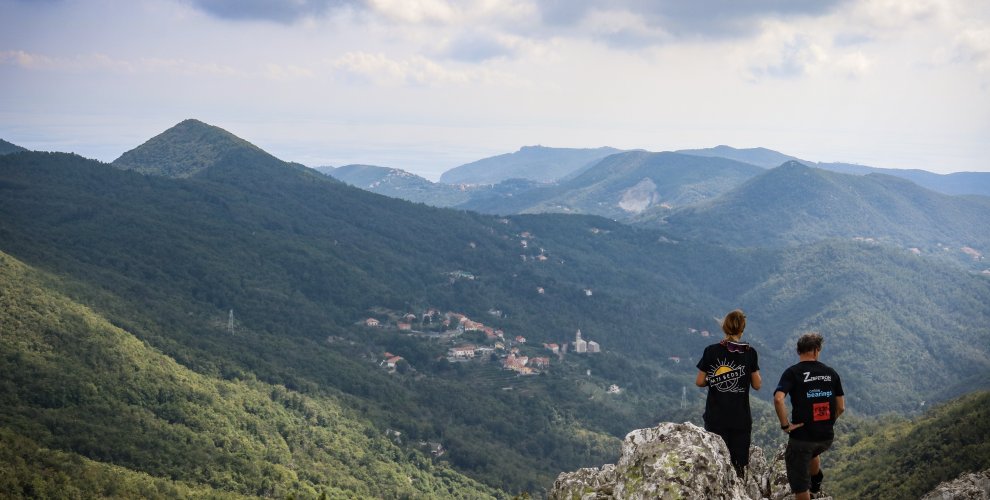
left=111, top=119, right=275, bottom=178
left=677, top=145, right=804, bottom=169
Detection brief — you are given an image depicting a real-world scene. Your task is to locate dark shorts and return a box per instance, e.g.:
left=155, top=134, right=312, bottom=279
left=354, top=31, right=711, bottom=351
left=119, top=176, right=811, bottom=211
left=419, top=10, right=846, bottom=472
left=784, top=438, right=832, bottom=493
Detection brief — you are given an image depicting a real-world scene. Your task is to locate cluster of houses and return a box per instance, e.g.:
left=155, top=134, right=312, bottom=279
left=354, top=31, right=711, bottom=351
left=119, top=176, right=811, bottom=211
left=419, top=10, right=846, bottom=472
left=502, top=352, right=551, bottom=375
left=364, top=309, right=507, bottom=338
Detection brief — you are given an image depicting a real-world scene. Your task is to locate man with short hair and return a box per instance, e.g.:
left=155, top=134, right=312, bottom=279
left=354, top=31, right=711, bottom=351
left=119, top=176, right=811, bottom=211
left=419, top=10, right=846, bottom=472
left=774, top=333, right=845, bottom=500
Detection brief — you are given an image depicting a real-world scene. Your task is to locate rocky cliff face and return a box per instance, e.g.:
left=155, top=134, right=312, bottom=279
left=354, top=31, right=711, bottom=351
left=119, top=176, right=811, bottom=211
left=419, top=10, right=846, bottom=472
left=549, top=422, right=830, bottom=500
left=921, top=469, right=990, bottom=500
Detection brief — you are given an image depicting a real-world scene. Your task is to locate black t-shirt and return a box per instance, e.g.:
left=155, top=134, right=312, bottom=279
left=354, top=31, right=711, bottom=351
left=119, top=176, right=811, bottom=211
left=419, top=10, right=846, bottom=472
left=775, top=360, right=844, bottom=442
left=696, top=341, right=760, bottom=430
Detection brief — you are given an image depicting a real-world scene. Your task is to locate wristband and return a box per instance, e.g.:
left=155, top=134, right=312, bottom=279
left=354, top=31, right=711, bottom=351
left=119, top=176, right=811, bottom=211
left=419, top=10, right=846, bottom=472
left=781, top=423, right=789, bottom=429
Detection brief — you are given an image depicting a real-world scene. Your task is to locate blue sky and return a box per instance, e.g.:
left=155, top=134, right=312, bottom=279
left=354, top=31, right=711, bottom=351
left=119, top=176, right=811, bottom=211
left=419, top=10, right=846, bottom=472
left=2, top=0, right=988, bottom=179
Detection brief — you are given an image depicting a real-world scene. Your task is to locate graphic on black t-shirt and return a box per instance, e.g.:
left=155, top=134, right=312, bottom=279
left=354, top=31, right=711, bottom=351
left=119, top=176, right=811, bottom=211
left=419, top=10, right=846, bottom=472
left=706, top=358, right=748, bottom=393
left=813, top=401, right=830, bottom=421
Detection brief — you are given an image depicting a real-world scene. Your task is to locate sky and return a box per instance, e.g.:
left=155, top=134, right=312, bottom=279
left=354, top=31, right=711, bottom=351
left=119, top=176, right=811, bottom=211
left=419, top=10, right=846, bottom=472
left=1, top=0, right=989, bottom=180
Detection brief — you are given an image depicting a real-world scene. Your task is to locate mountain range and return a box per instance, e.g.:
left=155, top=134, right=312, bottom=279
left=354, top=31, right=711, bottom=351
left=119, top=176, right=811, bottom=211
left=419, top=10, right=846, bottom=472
left=678, top=144, right=990, bottom=197
left=1, top=119, right=989, bottom=497
left=323, top=144, right=990, bottom=216
left=438, top=145, right=623, bottom=185
left=659, top=161, right=990, bottom=253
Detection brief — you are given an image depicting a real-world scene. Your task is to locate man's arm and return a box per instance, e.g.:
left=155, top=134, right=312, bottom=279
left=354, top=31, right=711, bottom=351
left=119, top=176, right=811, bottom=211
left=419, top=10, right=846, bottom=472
left=775, top=390, right=803, bottom=432
left=751, top=370, right=762, bottom=390
left=774, top=391, right=789, bottom=426
left=835, top=395, right=845, bottom=419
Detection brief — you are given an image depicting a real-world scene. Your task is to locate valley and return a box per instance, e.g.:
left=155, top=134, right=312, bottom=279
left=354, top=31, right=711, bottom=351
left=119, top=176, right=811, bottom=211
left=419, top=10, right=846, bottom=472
left=1, top=120, right=988, bottom=498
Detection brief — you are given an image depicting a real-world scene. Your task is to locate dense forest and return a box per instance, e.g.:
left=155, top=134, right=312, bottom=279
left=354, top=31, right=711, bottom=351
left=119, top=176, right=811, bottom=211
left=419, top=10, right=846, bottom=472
left=1, top=121, right=988, bottom=496
left=828, top=391, right=990, bottom=499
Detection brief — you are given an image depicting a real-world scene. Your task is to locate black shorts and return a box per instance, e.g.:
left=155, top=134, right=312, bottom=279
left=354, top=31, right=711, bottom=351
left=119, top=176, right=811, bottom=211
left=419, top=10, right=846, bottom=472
left=784, top=438, right=832, bottom=493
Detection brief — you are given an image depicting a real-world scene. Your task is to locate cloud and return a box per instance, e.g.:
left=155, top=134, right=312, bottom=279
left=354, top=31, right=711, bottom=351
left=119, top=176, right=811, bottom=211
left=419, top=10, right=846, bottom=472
left=366, top=0, right=456, bottom=24
left=577, top=8, right=672, bottom=48
left=179, top=0, right=851, bottom=47
left=331, top=51, right=470, bottom=85
left=535, top=0, right=850, bottom=44
left=444, top=31, right=518, bottom=62
left=0, top=50, right=242, bottom=77
left=746, top=35, right=827, bottom=80
left=184, top=0, right=358, bottom=23
left=330, top=51, right=529, bottom=86
left=441, top=29, right=542, bottom=62
left=953, top=28, right=990, bottom=72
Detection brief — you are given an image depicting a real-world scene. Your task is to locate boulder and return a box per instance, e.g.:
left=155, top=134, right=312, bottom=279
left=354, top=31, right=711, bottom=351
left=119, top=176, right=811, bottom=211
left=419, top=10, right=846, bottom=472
left=549, top=422, right=832, bottom=500
left=921, top=469, right=990, bottom=500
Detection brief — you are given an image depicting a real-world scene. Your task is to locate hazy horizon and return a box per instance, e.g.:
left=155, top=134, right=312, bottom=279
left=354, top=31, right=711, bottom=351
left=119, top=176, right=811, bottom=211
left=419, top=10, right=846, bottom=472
left=2, top=0, right=989, bottom=180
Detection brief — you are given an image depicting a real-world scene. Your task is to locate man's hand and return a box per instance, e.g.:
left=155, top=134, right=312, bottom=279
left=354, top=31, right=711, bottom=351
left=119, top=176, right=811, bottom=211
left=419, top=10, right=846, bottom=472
left=782, top=422, right=804, bottom=433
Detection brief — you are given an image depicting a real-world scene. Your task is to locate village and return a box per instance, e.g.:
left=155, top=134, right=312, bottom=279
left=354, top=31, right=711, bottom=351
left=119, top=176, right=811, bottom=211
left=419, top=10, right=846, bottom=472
left=360, top=308, right=602, bottom=377
left=362, top=306, right=720, bottom=383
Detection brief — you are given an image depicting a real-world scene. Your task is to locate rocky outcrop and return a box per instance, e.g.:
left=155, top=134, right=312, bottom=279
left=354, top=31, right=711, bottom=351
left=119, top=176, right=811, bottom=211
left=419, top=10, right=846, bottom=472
left=549, top=422, right=830, bottom=500
left=921, top=469, right=990, bottom=500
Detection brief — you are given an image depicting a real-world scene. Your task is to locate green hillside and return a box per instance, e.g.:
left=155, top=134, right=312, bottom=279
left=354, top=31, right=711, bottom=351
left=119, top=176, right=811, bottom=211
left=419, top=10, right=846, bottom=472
left=662, top=162, right=990, bottom=262
left=0, top=151, right=678, bottom=493
left=457, top=151, right=763, bottom=219
left=739, top=239, right=990, bottom=414
left=677, top=145, right=990, bottom=197
left=0, top=251, right=497, bottom=499
left=112, top=119, right=275, bottom=178
left=829, top=391, right=990, bottom=499
left=2, top=122, right=989, bottom=494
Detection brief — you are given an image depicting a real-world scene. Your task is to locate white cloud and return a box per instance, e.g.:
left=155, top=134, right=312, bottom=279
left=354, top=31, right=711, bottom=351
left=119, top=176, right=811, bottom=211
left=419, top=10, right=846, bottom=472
left=578, top=8, right=672, bottom=47
left=331, top=51, right=474, bottom=86
left=953, top=28, right=990, bottom=72
left=833, top=51, right=872, bottom=78
left=0, top=49, right=242, bottom=77
left=264, top=63, right=316, bottom=81
left=366, top=0, right=458, bottom=24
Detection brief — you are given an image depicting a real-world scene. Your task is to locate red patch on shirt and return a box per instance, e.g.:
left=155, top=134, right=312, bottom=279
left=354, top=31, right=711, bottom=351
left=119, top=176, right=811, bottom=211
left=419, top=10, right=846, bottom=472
left=813, top=402, right=831, bottom=421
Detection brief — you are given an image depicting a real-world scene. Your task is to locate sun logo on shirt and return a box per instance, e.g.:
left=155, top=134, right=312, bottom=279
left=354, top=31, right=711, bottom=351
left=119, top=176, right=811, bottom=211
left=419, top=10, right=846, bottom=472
left=707, top=359, right=746, bottom=393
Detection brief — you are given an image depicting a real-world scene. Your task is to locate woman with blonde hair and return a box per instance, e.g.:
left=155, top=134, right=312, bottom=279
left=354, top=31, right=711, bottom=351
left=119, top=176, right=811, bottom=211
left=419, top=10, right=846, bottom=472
left=695, top=309, right=762, bottom=477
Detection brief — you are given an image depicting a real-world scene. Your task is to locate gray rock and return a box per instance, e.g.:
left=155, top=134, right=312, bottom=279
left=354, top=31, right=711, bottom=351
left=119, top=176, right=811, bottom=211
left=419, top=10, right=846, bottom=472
left=921, top=469, right=990, bottom=500
left=549, top=422, right=833, bottom=500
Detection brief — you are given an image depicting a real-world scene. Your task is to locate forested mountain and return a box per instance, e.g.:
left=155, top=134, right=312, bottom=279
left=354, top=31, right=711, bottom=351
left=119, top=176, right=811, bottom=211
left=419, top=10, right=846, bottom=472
left=1, top=121, right=989, bottom=496
left=829, top=391, right=990, bottom=499
left=439, top=145, right=622, bottom=185
left=455, top=151, right=763, bottom=219
left=321, top=164, right=473, bottom=206
left=0, top=138, right=28, bottom=156
left=659, top=161, right=990, bottom=261
left=0, top=250, right=497, bottom=499
left=111, top=119, right=286, bottom=178
left=679, top=144, right=990, bottom=197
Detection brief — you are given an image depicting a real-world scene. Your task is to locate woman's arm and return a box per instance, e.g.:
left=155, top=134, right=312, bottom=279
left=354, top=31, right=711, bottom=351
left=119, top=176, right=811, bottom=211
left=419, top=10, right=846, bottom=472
left=751, top=370, right=762, bottom=390
left=695, top=370, right=708, bottom=388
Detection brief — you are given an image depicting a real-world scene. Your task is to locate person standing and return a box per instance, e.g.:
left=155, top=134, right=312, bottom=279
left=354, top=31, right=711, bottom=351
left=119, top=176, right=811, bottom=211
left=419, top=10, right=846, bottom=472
left=774, top=332, right=845, bottom=500
left=695, top=309, right=762, bottom=478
